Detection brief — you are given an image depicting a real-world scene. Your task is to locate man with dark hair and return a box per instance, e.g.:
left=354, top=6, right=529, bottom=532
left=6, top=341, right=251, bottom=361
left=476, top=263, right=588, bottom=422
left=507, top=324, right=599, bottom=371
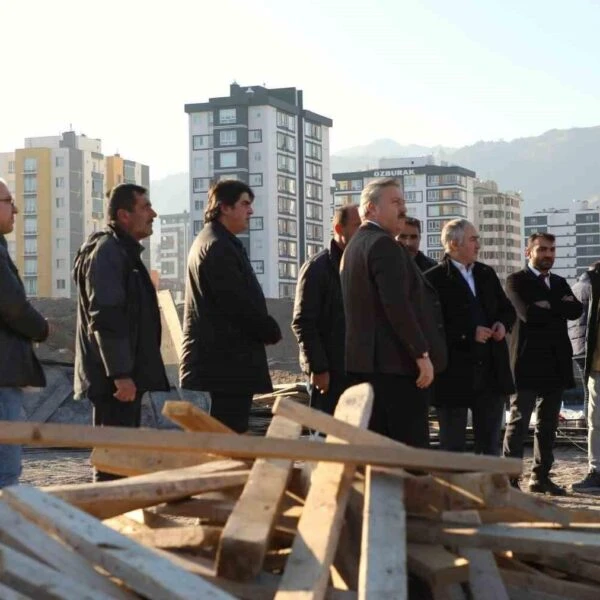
left=0, top=178, right=49, bottom=487
left=292, top=204, right=361, bottom=415
left=180, top=179, right=282, bottom=432
left=503, top=232, right=583, bottom=494
left=73, top=183, right=169, bottom=481
left=397, top=217, right=437, bottom=272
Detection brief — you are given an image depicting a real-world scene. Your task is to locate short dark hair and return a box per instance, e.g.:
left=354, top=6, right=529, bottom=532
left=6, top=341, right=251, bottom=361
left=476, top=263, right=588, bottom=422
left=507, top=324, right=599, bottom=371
left=107, top=183, right=147, bottom=222
left=404, top=217, right=422, bottom=233
left=204, top=180, right=254, bottom=223
left=527, top=232, right=555, bottom=248
left=333, top=204, right=358, bottom=228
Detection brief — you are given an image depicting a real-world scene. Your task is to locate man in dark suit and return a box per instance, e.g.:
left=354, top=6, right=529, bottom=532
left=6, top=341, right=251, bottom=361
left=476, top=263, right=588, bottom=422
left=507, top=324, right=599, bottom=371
left=180, top=180, right=282, bottom=432
left=426, top=219, right=516, bottom=455
left=340, top=177, right=447, bottom=446
left=503, top=232, right=583, bottom=495
left=397, top=217, right=437, bottom=272
left=291, top=204, right=361, bottom=415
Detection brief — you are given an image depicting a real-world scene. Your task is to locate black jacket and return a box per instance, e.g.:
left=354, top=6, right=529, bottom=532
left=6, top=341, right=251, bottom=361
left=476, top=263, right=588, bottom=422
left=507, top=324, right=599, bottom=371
left=415, top=250, right=437, bottom=273
left=180, top=220, right=281, bottom=394
left=72, top=225, right=169, bottom=399
left=0, top=235, right=48, bottom=387
left=425, top=257, right=516, bottom=407
left=291, top=239, right=345, bottom=375
left=340, top=223, right=447, bottom=376
left=506, top=267, right=583, bottom=391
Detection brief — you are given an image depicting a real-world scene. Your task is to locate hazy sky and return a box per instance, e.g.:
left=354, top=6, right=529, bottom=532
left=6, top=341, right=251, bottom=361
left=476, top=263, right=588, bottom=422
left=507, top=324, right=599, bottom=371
left=3, top=0, right=599, bottom=179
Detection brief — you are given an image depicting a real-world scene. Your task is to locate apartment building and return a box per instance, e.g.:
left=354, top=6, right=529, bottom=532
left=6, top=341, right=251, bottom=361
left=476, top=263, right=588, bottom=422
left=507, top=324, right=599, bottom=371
left=184, top=83, right=332, bottom=299
left=158, top=211, right=191, bottom=302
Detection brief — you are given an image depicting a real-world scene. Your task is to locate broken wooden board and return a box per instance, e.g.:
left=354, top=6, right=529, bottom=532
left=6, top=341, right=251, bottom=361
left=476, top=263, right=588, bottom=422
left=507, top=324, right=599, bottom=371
left=0, top=421, right=522, bottom=474
left=217, top=415, right=302, bottom=581
left=500, top=568, right=599, bottom=600
left=275, top=383, right=374, bottom=600
left=27, top=380, right=72, bottom=424
left=43, top=459, right=248, bottom=519
left=359, top=467, right=407, bottom=600
left=128, top=525, right=222, bottom=551
left=3, top=486, right=235, bottom=599
left=406, top=544, right=469, bottom=588
left=163, top=400, right=235, bottom=434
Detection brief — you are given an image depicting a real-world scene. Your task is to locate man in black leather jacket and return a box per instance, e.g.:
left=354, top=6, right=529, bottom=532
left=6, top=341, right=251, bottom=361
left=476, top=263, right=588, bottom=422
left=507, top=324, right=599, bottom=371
left=397, top=217, right=438, bottom=272
left=0, top=178, right=49, bottom=487
left=73, top=184, right=169, bottom=480
left=292, top=204, right=361, bottom=414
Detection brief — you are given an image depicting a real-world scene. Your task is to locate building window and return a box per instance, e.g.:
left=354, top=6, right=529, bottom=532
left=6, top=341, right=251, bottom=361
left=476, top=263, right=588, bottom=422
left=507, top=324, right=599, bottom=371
left=427, top=204, right=467, bottom=217
left=23, top=174, right=37, bottom=193
left=24, top=237, right=37, bottom=255
left=249, top=173, right=263, bottom=187
left=24, top=196, right=37, bottom=214
left=55, top=156, right=64, bottom=167
left=24, top=158, right=37, bottom=173
left=404, top=176, right=417, bottom=187
left=55, top=177, right=64, bottom=188
left=161, top=262, right=176, bottom=275
left=305, top=141, right=322, bottom=161
left=24, top=216, right=37, bottom=235
left=278, top=196, right=296, bottom=215
left=219, top=173, right=239, bottom=182
left=8, top=160, right=15, bottom=174
left=279, top=282, right=296, bottom=299
left=24, top=258, right=37, bottom=275
left=251, top=260, right=264, bottom=275
left=306, top=223, right=323, bottom=242
left=249, top=217, right=264, bottom=230
left=278, top=260, right=298, bottom=278
left=304, top=121, right=322, bottom=140
left=56, top=258, right=66, bottom=269
left=277, top=132, right=296, bottom=153
left=56, top=238, right=65, bottom=249
left=305, top=162, right=323, bottom=181
left=306, top=202, right=323, bottom=221
left=405, top=191, right=423, bottom=203
left=57, top=279, right=66, bottom=290
left=576, top=213, right=600, bottom=224
left=307, top=243, right=322, bottom=258
left=219, top=152, right=237, bottom=168
left=278, top=218, right=297, bottom=237
left=192, top=135, right=211, bottom=150
left=249, top=129, right=262, bottom=143
left=219, top=108, right=237, bottom=124
left=278, top=176, right=296, bottom=195
left=429, top=250, right=443, bottom=261
left=428, top=234, right=442, bottom=247
left=427, top=189, right=466, bottom=202
left=193, top=220, right=202, bottom=235
left=56, top=217, right=65, bottom=228
left=306, top=182, right=322, bottom=200
left=24, top=278, right=37, bottom=296
left=219, top=130, right=237, bottom=146
left=193, top=177, right=211, bottom=193
left=278, top=240, right=298, bottom=258
left=276, top=110, right=296, bottom=132
left=277, top=154, right=296, bottom=174
left=336, top=180, right=349, bottom=191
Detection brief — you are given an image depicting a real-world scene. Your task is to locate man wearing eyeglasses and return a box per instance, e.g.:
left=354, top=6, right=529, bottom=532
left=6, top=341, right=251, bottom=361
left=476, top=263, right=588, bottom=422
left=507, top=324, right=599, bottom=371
left=397, top=217, right=438, bottom=272
left=0, top=178, right=49, bottom=487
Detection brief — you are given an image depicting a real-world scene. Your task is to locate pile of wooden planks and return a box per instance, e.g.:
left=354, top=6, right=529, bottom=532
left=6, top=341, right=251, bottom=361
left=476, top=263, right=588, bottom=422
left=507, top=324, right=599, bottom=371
left=0, top=385, right=599, bottom=599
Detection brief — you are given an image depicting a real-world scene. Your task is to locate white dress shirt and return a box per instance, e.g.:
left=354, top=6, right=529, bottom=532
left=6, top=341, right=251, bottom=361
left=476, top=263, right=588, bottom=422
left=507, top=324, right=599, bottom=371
left=451, top=259, right=476, bottom=296
left=528, top=262, right=551, bottom=288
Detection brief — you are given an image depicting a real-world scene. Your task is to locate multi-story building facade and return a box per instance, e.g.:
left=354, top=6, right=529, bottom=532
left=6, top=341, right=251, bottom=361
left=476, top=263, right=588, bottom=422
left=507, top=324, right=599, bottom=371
left=524, top=200, right=600, bottom=284
left=0, top=132, right=150, bottom=298
left=184, top=83, right=332, bottom=299
left=158, top=211, right=190, bottom=302
left=473, top=180, right=523, bottom=284
left=333, top=157, right=476, bottom=262
left=0, top=152, right=17, bottom=260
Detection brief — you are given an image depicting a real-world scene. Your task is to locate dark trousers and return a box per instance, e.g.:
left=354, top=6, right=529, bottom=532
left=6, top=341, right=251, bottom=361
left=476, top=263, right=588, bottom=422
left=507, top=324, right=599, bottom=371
left=437, top=392, right=506, bottom=456
left=348, top=373, right=430, bottom=447
left=209, top=391, right=253, bottom=434
left=89, top=391, right=143, bottom=482
left=309, top=371, right=351, bottom=416
left=503, top=388, right=563, bottom=479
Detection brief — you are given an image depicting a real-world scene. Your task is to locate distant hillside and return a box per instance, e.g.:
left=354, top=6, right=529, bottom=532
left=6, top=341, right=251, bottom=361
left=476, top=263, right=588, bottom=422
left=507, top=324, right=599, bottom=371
left=150, top=171, right=188, bottom=216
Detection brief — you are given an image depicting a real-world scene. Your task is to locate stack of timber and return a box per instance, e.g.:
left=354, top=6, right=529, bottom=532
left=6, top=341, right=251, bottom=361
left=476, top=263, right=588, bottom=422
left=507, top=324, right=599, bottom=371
left=0, top=386, right=600, bottom=598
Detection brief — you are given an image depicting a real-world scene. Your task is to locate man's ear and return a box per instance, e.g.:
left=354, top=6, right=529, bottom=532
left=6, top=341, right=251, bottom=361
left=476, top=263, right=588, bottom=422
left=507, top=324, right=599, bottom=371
left=333, top=222, right=343, bottom=237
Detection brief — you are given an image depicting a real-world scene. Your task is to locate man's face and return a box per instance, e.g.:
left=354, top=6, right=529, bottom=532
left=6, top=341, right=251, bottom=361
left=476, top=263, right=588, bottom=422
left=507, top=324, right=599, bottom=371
left=370, top=185, right=406, bottom=236
left=452, top=224, right=480, bottom=265
left=119, top=192, right=157, bottom=240
left=336, top=205, right=361, bottom=248
left=527, top=237, right=555, bottom=272
left=0, top=182, right=17, bottom=235
left=221, top=192, right=254, bottom=235
left=397, top=224, right=421, bottom=256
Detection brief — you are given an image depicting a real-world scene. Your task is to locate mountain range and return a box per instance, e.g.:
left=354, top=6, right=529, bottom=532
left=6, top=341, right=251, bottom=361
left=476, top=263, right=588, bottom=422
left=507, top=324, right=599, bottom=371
left=150, top=125, right=600, bottom=218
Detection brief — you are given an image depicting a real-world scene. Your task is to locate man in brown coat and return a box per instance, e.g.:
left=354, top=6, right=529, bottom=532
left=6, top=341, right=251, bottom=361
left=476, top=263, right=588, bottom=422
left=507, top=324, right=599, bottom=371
left=340, top=177, right=447, bottom=446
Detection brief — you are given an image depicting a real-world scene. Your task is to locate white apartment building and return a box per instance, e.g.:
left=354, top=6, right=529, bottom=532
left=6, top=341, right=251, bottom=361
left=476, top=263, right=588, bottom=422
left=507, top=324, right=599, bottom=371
left=333, top=156, right=476, bottom=262
left=159, top=211, right=191, bottom=303
left=184, top=83, right=332, bottom=299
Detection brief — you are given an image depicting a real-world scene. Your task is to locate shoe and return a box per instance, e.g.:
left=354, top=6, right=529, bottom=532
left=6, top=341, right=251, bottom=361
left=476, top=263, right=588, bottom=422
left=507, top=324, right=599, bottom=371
left=528, top=476, right=567, bottom=496
left=509, top=477, right=521, bottom=490
left=571, top=470, right=600, bottom=493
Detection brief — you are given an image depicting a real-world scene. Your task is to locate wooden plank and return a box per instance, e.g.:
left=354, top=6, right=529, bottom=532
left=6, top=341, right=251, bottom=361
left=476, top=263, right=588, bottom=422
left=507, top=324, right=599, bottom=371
left=0, top=420, right=523, bottom=475
left=0, top=581, right=32, bottom=600
left=406, top=544, right=469, bottom=587
left=162, top=400, right=235, bottom=434
left=501, top=568, right=600, bottom=600
left=442, top=510, right=508, bottom=600
left=128, top=525, right=222, bottom=550
left=3, top=486, right=235, bottom=600
left=157, top=289, right=184, bottom=363
left=217, top=415, right=302, bottom=581
left=406, top=519, right=600, bottom=561
left=90, top=446, right=214, bottom=477
left=27, top=381, right=72, bottom=424
left=0, top=541, right=110, bottom=600
left=0, top=501, right=134, bottom=599
left=518, top=554, right=600, bottom=585
left=275, top=382, right=374, bottom=600
left=42, top=459, right=249, bottom=519
left=358, top=467, right=407, bottom=599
